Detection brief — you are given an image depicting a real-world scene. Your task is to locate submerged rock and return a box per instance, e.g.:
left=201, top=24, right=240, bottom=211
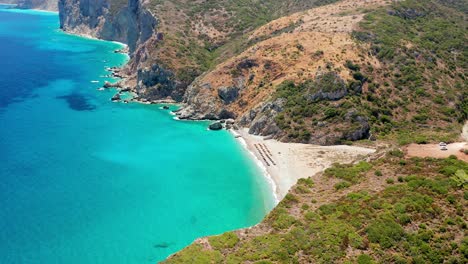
left=162, top=105, right=170, bottom=110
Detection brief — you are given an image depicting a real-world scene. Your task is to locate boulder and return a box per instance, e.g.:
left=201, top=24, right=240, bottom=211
left=209, top=122, right=223, bottom=131
left=226, top=119, right=235, bottom=125
left=162, top=105, right=170, bottom=110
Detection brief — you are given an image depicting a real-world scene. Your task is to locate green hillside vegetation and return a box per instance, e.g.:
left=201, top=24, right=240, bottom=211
left=271, top=0, right=466, bottom=144
left=165, top=154, right=468, bottom=263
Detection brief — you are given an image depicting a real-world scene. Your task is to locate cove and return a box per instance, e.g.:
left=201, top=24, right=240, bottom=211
left=0, top=7, right=274, bottom=263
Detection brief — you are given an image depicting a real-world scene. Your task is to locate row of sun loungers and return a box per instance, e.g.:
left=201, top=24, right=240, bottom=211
left=254, top=143, right=276, bottom=166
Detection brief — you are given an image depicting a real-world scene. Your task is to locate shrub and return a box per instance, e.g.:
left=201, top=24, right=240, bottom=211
left=389, top=149, right=404, bottom=158
left=366, top=217, right=405, bottom=248
left=335, top=181, right=352, bottom=190
left=345, top=60, right=361, bottom=71
left=357, top=254, right=375, bottom=264
left=209, top=232, right=240, bottom=250
left=325, top=161, right=373, bottom=183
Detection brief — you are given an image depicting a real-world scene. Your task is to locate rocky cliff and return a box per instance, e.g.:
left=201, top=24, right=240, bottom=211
left=58, top=0, right=156, bottom=53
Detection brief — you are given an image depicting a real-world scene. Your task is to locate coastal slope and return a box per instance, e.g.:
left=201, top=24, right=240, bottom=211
left=164, top=152, right=468, bottom=263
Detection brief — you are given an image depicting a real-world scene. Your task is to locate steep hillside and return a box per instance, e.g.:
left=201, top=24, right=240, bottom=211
left=164, top=153, right=468, bottom=263
left=177, top=0, right=466, bottom=145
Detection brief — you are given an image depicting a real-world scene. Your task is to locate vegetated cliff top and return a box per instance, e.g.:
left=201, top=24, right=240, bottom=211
left=178, top=0, right=466, bottom=145
left=164, top=152, right=468, bottom=263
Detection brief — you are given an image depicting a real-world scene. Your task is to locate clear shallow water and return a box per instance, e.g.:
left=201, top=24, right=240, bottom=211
left=0, top=8, right=274, bottom=263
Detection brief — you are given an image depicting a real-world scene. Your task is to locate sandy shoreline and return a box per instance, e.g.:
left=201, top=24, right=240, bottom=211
left=233, top=128, right=376, bottom=201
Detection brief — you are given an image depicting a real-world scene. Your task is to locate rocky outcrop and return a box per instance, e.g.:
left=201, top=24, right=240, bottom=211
left=174, top=79, right=236, bottom=120
left=342, top=110, right=370, bottom=141
left=218, top=86, right=239, bottom=104
left=305, top=72, right=348, bottom=101
left=239, top=99, right=285, bottom=136
left=135, top=64, right=185, bottom=102
left=103, top=81, right=121, bottom=88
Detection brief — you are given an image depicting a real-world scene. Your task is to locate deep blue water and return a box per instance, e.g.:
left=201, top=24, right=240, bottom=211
left=0, top=8, right=274, bottom=263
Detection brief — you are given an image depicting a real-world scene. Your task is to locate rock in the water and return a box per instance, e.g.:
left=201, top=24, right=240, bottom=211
left=104, top=81, right=122, bottom=88
left=162, top=105, right=170, bottom=110
left=209, top=122, right=223, bottom=130
left=120, top=87, right=131, bottom=92
left=111, top=93, right=121, bottom=101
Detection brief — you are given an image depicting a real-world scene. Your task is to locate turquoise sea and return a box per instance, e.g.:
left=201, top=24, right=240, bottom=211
left=0, top=7, right=274, bottom=263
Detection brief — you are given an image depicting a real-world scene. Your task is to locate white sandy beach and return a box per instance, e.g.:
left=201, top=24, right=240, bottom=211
left=234, top=128, right=376, bottom=200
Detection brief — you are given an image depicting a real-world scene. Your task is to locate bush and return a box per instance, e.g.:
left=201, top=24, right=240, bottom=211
left=366, top=217, right=405, bottom=248
left=325, top=161, right=373, bottom=183
left=357, top=254, right=375, bottom=264
left=335, top=181, right=352, bottom=190
left=209, top=232, right=240, bottom=250
left=345, top=60, right=361, bottom=71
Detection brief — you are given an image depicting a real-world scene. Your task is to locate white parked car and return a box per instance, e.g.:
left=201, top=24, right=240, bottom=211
left=439, top=142, right=447, bottom=146
left=440, top=146, right=448, bottom=151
